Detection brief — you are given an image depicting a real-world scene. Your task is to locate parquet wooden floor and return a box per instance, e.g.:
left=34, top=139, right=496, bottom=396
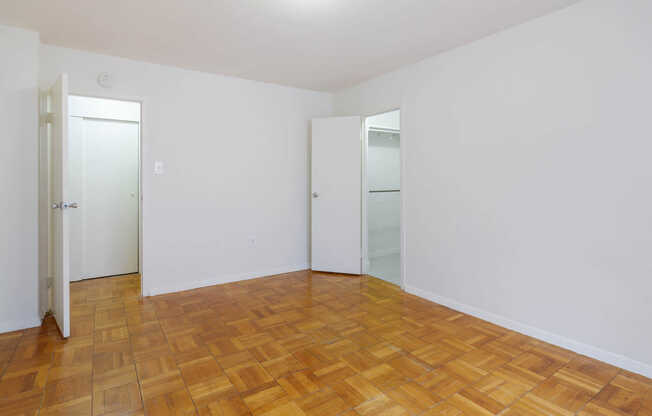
left=1, top=271, right=651, bottom=415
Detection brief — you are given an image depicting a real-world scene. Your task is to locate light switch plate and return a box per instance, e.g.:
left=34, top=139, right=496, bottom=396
left=154, top=161, right=164, bottom=175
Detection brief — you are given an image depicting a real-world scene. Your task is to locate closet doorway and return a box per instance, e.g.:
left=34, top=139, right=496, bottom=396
left=363, top=110, right=401, bottom=286
left=67, top=95, right=141, bottom=281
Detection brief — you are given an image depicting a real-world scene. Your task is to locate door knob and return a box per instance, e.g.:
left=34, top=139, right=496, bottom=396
left=312, top=192, right=319, bottom=198
left=53, top=202, right=79, bottom=209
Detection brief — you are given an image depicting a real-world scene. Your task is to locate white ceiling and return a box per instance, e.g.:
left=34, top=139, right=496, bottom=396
left=0, top=0, right=579, bottom=91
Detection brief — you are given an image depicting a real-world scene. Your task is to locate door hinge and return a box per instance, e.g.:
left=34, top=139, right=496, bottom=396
left=40, top=112, right=54, bottom=124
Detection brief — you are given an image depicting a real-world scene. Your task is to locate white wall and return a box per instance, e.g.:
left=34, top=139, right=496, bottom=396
left=335, top=0, right=652, bottom=376
left=367, top=133, right=400, bottom=191
left=69, top=95, right=140, bottom=122
left=39, top=44, right=332, bottom=297
left=0, top=25, right=40, bottom=332
left=367, top=110, right=400, bottom=131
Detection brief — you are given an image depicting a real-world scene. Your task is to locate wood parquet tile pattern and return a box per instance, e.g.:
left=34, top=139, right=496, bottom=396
left=1, top=271, right=651, bottom=415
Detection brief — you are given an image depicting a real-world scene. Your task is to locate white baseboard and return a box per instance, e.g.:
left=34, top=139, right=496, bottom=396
left=0, top=316, right=42, bottom=333
left=145, top=264, right=309, bottom=297
left=405, top=284, right=652, bottom=379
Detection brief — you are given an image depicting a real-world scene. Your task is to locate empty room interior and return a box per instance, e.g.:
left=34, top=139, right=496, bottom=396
left=1, top=1, right=652, bottom=415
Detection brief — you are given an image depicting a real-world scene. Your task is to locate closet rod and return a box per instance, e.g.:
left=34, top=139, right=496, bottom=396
left=369, top=190, right=400, bottom=193
left=368, top=127, right=399, bottom=134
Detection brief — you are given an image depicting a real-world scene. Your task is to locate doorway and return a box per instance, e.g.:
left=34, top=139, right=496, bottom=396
left=363, top=110, right=401, bottom=286
left=310, top=111, right=403, bottom=286
left=41, top=75, right=144, bottom=337
left=68, top=95, right=141, bottom=281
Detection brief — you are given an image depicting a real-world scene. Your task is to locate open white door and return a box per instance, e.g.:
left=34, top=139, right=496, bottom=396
left=311, top=117, right=362, bottom=274
left=49, top=74, right=71, bottom=338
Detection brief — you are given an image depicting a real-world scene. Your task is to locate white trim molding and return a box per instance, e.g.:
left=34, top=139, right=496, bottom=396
left=145, top=264, right=309, bottom=297
left=405, top=285, right=652, bottom=379
left=0, top=316, right=42, bottom=334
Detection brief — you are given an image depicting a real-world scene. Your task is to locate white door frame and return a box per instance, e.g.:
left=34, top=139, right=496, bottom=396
left=42, top=91, right=146, bottom=302
left=68, top=94, right=142, bottom=282
left=361, top=108, right=406, bottom=290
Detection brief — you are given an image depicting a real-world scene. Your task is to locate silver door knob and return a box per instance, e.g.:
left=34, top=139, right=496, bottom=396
left=62, top=202, right=79, bottom=209
left=312, top=192, right=319, bottom=198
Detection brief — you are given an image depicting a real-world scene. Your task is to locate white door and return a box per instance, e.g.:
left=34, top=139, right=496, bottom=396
left=311, top=117, right=362, bottom=274
left=82, top=119, right=140, bottom=278
left=49, top=74, right=71, bottom=338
